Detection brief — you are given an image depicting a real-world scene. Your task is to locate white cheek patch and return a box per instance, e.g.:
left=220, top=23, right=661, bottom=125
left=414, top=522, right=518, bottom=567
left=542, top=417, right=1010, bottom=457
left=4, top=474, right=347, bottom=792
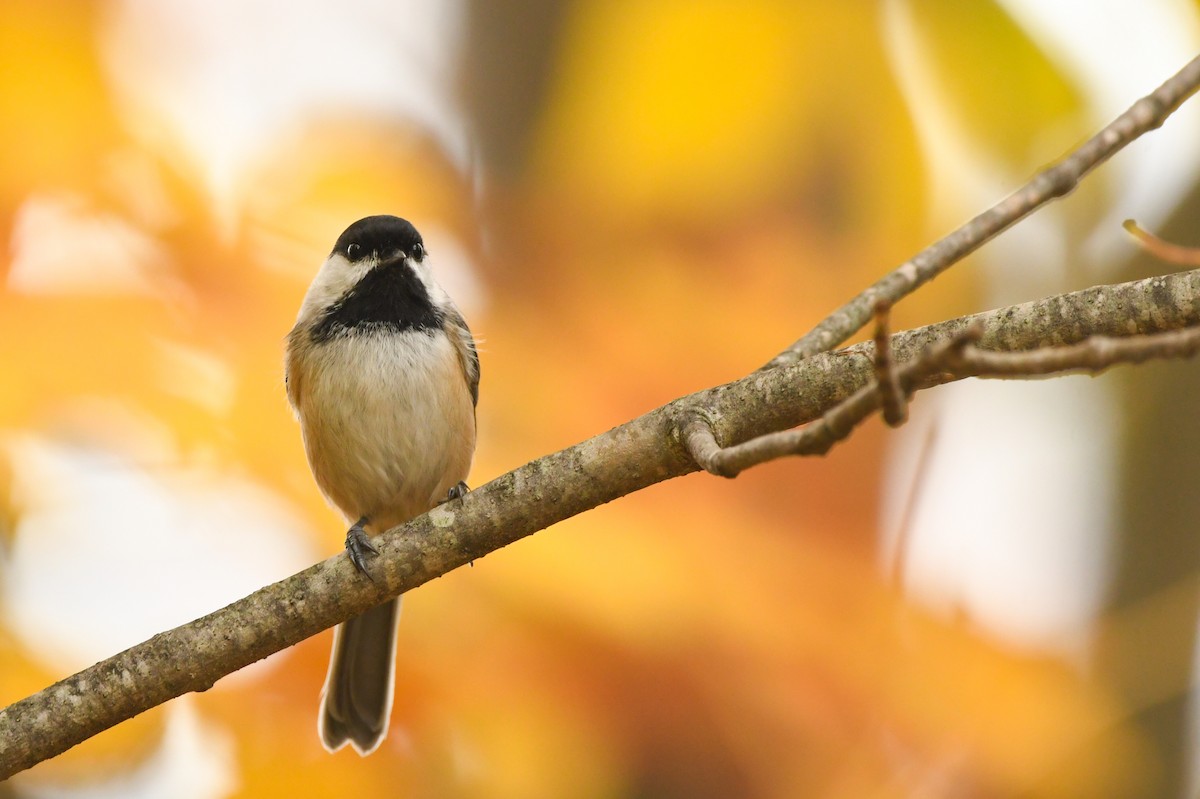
left=413, top=260, right=450, bottom=308
left=295, top=253, right=374, bottom=327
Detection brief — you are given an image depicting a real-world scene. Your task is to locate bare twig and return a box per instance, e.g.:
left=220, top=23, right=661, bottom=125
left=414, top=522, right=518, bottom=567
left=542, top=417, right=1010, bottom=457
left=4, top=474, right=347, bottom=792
left=843, top=271, right=1200, bottom=369
left=676, top=52, right=1200, bottom=480
left=681, top=414, right=736, bottom=478
left=873, top=300, right=908, bottom=426
left=1124, top=219, right=1200, bottom=266
left=762, top=53, right=1200, bottom=370
left=946, top=325, right=1200, bottom=378
left=688, top=320, right=1200, bottom=479
left=683, top=268, right=1200, bottom=478
left=690, top=300, right=920, bottom=479
left=699, top=326, right=981, bottom=477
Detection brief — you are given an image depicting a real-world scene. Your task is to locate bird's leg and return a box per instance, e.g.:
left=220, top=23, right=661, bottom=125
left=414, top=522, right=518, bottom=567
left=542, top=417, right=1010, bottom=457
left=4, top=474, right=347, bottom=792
left=345, top=516, right=379, bottom=577
left=441, top=481, right=470, bottom=504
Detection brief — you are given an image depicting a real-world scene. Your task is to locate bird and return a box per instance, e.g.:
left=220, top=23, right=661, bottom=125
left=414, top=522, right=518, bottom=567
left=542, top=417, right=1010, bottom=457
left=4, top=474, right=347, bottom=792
left=284, top=214, right=479, bottom=755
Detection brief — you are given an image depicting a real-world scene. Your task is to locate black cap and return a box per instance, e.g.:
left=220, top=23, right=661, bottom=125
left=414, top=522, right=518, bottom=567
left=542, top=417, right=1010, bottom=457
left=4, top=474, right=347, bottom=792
left=332, top=215, right=425, bottom=263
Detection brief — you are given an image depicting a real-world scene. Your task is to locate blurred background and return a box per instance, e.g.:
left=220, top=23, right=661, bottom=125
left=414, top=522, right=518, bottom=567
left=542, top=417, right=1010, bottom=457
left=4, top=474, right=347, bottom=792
left=3, top=0, right=1200, bottom=796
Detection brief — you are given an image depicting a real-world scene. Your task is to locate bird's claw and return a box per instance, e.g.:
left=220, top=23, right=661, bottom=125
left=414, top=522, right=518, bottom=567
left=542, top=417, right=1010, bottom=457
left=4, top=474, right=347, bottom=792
left=440, top=481, right=470, bottom=504
left=345, top=520, right=379, bottom=580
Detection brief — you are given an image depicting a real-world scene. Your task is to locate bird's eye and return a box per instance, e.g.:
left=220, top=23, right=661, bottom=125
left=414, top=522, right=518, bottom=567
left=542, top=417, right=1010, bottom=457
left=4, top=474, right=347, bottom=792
left=411, top=242, right=426, bottom=261
left=346, top=242, right=362, bottom=260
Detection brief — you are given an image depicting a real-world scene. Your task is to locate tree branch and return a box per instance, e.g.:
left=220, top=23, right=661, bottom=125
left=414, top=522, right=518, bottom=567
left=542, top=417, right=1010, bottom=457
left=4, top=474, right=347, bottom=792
left=691, top=318, right=1200, bottom=478
left=764, top=52, right=1200, bottom=368
left=687, top=324, right=984, bottom=477
left=943, top=324, right=1200, bottom=378
left=685, top=267, right=1200, bottom=477
left=4, top=265, right=1200, bottom=778
left=674, top=51, right=1200, bottom=482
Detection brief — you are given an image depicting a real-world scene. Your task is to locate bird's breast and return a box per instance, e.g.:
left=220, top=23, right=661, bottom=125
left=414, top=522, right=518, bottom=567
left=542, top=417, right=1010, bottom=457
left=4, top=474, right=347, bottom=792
left=294, top=329, right=476, bottom=528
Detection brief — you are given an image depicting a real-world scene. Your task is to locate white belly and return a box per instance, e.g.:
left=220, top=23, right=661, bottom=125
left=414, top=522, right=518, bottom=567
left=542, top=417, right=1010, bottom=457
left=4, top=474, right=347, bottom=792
left=295, top=330, right=476, bottom=530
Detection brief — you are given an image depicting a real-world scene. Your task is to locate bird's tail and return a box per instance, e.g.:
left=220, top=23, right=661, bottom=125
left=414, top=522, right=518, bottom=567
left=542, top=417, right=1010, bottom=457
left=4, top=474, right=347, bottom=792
left=318, top=597, right=402, bottom=755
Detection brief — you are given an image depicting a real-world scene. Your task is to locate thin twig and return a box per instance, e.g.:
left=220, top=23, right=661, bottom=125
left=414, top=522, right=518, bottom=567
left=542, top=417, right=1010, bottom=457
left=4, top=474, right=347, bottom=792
left=947, top=325, right=1200, bottom=378
left=1123, top=219, right=1200, bottom=266
left=762, top=53, right=1200, bottom=370
left=690, top=322, right=1200, bottom=478
left=679, top=52, right=1200, bottom=481
left=682, top=414, right=736, bottom=478
left=701, top=326, right=982, bottom=477
left=684, top=267, right=1200, bottom=478
left=873, top=300, right=908, bottom=426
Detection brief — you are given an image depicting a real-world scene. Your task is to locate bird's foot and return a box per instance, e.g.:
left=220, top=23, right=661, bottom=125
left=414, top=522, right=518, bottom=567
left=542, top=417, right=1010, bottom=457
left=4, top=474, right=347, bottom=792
left=440, top=481, right=470, bottom=504
left=345, top=517, right=379, bottom=579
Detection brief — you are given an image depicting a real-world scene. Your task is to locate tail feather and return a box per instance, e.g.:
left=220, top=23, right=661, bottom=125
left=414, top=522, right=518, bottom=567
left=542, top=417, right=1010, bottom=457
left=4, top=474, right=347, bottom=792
left=318, top=597, right=401, bottom=755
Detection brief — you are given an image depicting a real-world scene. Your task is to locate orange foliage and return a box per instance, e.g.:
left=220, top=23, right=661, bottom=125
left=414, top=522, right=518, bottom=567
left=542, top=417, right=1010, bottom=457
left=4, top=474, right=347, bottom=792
left=0, top=2, right=1162, bottom=797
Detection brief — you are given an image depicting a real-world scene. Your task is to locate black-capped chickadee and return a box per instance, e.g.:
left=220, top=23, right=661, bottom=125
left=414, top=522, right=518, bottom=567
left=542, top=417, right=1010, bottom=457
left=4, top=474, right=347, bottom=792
left=285, top=215, right=479, bottom=755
